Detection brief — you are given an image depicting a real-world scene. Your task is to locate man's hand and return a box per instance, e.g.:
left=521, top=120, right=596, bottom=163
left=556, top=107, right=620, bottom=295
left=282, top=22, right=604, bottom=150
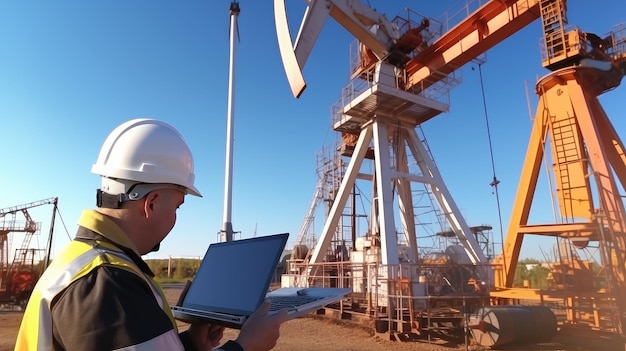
left=187, top=322, right=225, bottom=350
left=235, top=299, right=288, bottom=351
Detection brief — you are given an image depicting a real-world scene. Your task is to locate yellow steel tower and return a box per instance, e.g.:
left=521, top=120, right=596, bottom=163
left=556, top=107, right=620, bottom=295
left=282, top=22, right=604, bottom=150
left=494, top=0, right=626, bottom=334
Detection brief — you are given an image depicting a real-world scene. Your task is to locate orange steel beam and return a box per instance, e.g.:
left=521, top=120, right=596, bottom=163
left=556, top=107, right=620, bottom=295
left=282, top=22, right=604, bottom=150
left=499, top=67, right=626, bottom=295
left=404, top=0, right=541, bottom=91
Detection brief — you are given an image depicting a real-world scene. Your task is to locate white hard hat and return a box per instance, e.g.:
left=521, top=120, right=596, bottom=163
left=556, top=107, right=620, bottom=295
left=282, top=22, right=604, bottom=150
left=91, top=118, right=202, bottom=198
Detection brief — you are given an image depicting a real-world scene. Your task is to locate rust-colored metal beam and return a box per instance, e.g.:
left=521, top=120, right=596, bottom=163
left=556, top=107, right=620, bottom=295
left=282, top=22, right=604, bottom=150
left=405, top=0, right=541, bottom=91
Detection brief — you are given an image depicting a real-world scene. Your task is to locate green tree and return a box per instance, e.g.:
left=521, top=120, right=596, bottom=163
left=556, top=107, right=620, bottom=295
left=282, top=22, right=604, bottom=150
left=145, top=258, right=201, bottom=283
left=513, top=258, right=549, bottom=289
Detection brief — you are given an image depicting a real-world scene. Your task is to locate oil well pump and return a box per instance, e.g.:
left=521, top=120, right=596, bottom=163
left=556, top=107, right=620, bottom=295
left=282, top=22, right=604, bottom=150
left=491, top=4, right=626, bottom=334
left=274, top=0, right=626, bottom=342
left=0, top=197, right=58, bottom=308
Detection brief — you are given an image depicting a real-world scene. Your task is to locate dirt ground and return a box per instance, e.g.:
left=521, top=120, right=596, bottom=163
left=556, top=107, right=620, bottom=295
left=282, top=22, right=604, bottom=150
left=0, top=309, right=469, bottom=351
left=0, top=287, right=469, bottom=351
left=1, top=287, right=624, bottom=351
left=0, top=313, right=471, bottom=349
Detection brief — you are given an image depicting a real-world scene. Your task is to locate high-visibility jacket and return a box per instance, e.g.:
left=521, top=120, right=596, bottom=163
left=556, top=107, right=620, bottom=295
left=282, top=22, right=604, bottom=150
left=14, top=210, right=242, bottom=351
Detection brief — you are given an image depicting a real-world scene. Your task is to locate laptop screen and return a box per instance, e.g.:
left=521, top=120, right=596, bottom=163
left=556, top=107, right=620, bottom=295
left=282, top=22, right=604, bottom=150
left=182, top=233, right=289, bottom=316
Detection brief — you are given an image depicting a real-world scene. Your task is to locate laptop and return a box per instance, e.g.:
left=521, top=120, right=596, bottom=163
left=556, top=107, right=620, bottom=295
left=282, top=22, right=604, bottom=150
left=171, top=233, right=351, bottom=329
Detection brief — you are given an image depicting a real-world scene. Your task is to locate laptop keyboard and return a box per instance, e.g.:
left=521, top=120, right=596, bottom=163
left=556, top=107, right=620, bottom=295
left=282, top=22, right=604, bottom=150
left=267, top=295, right=324, bottom=312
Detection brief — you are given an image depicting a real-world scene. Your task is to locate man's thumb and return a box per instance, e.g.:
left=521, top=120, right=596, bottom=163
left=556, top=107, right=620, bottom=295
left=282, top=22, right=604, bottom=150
left=254, top=299, right=271, bottom=316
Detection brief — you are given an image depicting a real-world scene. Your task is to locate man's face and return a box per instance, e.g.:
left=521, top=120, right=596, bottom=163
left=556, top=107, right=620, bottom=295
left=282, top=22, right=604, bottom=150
left=143, top=188, right=185, bottom=254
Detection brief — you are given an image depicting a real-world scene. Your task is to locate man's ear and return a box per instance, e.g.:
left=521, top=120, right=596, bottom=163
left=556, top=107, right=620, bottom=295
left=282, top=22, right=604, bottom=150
left=144, top=192, right=159, bottom=216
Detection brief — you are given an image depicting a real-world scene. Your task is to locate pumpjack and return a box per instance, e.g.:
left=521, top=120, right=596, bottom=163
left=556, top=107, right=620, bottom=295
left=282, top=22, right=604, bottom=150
left=0, top=197, right=58, bottom=308
left=274, top=0, right=626, bottom=338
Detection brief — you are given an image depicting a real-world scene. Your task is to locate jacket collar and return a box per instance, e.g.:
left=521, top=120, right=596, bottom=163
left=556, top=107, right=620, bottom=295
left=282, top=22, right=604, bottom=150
left=76, top=209, right=154, bottom=276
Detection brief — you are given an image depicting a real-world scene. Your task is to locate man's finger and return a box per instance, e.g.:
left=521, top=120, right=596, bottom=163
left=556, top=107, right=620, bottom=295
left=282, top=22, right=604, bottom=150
left=210, top=325, right=224, bottom=338
left=209, top=324, right=223, bottom=333
left=274, top=309, right=289, bottom=323
left=254, top=299, right=271, bottom=315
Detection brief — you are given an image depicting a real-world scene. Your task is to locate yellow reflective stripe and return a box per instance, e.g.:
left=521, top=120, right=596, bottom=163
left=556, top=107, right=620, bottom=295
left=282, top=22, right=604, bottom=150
left=15, top=241, right=101, bottom=351
left=70, top=248, right=140, bottom=283
left=15, top=240, right=179, bottom=350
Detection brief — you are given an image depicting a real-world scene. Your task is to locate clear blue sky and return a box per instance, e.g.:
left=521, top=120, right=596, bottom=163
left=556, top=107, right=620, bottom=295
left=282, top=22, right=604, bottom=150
left=1, top=1, right=624, bottom=262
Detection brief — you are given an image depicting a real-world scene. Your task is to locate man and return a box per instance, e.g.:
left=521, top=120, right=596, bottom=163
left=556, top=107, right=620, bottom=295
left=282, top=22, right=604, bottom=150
left=15, top=118, right=287, bottom=351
